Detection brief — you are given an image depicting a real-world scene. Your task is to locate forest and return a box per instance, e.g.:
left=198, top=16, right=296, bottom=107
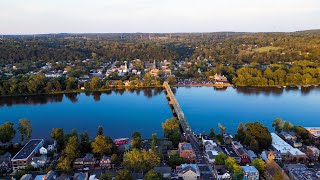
left=0, top=30, right=319, bottom=96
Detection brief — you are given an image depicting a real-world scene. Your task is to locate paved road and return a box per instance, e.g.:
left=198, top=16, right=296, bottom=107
left=185, top=131, right=214, bottom=179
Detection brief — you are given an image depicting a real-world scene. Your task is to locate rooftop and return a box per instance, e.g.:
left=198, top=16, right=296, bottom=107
left=305, top=127, right=320, bottom=138
left=241, top=165, right=259, bottom=173
left=181, top=164, right=200, bottom=175
left=271, top=133, right=305, bottom=156
left=12, top=139, right=44, bottom=160
left=179, top=143, right=193, bottom=151
left=206, top=150, right=218, bottom=159
left=285, top=164, right=319, bottom=180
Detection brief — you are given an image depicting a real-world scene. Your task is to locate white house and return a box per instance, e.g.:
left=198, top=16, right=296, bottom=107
left=177, top=164, right=200, bottom=180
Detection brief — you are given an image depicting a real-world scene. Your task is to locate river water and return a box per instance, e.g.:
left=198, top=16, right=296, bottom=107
left=0, top=86, right=319, bottom=140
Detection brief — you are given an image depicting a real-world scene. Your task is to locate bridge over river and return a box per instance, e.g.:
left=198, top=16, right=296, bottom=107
left=163, top=81, right=191, bottom=133
left=163, top=81, right=214, bottom=178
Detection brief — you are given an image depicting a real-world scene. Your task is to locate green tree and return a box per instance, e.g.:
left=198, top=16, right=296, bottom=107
left=235, top=123, right=245, bottom=142
left=168, top=151, right=186, bottom=168
left=252, top=158, right=266, bottom=175
left=0, top=122, right=16, bottom=143
left=131, top=131, right=142, bottom=149
left=114, top=169, right=131, bottom=180
left=92, top=135, right=113, bottom=156
left=65, top=136, right=80, bottom=160
left=144, top=169, right=161, bottom=180
left=90, top=77, right=101, bottom=89
left=100, top=171, right=113, bottom=180
left=272, top=118, right=283, bottom=133
left=97, top=125, right=104, bottom=135
left=80, top=131, right=91, bottom=153
left=151, top=133, right=157, bottom=151
left=50, top=128, right=64, bottom=150
left=17, top=119, right=32, bottom=142
left=66, top=77, right=77, bottom=90
left=215, top=152, right=227, bottom=165
left=250, top=139, right=260, bottom=153
left=208, top=128, right=215, bottom=138
left=162, top=117, right=181, bottom=147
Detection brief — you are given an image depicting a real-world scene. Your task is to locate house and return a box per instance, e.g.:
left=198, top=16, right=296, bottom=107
left=305, top=127, right=320, bottom=145
left=154, top=166, right=172, bottom=179
left=178, top=143, right=196, bottom=162
left=202, top=138, right=217, bottom=151
left=247, top=150, right=257, bottom=162
left=20, top=174, right=34, bottom=180
left=43, top=170, right=58, bottom=180
left=284, top=164, right=320, bottom=180
left=39, top=147, right=48, bottom=155
left=177, top=164, right=200, bottom=180
left=74, top=153, right=96, bottom=169
left=221, top=146, right=241, bottom=163
left=205, top=150, right=219, bottom=164
left=261, top=150, right=282, bottom=162
left=241, top=165, right=259, bottom=180
left=265, top=160, right=289, bottom=180
left=0, top=152, right=11, bottom=173
left=100, top=155, right=111, bottom=169
left=11, top=139, right=44, bottom=171
left=222, top=133, right=233, bottom=145
left=30, top=155, right=47, bottom=168
left=303, top=146, right=320, bottom=161
left=56, top=173, right=71, bottom=180
left=213, top=165, right=231, bottom=180
left=73, top=172, right=88, bottom=180
left=231, top=141, right=250, bottom=164
left=213, top=73, right=229, bottom=84
left=271, top=133, right=307, bottom=162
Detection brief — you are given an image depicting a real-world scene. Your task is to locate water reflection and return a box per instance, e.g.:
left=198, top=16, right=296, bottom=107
left=235, top=86, right=320, bottom=96
left=0, top=88, right=165, bottom=106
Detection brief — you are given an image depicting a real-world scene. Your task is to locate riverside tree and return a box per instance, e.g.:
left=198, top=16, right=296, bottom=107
left=0, top=122, right=16, bottom=143
left=18, top=119, right=32, bottom=142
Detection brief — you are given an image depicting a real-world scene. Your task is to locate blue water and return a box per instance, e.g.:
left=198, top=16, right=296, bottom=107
left=0, top=87, right=320, bottom=140
left=174, top=86, right=320, bottom=135
left=0, top=89, right=172, bottom=140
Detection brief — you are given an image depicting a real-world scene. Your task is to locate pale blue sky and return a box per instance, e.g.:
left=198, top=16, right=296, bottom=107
left=0, top=0, right=319, bottom=34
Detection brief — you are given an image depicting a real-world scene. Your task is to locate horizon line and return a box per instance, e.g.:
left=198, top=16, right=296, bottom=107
left=1, top=29, right=319, bottom=36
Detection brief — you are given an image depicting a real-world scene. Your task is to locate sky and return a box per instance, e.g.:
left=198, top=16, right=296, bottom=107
left=0, top=0, right=319, bottom=34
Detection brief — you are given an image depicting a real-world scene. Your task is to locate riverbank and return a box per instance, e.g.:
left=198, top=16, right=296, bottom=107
left=175, top=83, right=233, bottom=87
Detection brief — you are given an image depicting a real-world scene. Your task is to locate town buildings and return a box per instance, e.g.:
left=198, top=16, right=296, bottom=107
left=11, top=139, right=44, bottom=171
left=241, top=165, right=259, bottom=180
left=177, top=164, right=200, bottom=180
left=305, top=127, right=320, bottom=145
left=178, top=143, right=196, bottom=162
left=271, top=133, right=307, bottom=161
left=284, top=164, right=320, bottom=180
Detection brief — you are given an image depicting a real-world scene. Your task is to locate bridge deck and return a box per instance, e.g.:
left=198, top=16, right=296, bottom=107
left=163, top=82, right=191, bottom=132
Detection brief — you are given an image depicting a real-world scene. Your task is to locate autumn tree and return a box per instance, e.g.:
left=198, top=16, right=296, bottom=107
left=65, top=136, right=80, bottom=160
left=114, top=169, right=131, bottom=180
left=252, top=158, right=266, bottom=175
left=0, top=122, right=16, bottom=143
left=144, top=169, right=161, bottom=180
left=92, top=135, right=113, bottom=156
left=18, top=118, right=32, bottom=142
left=123, top=149, right=160, bottom=172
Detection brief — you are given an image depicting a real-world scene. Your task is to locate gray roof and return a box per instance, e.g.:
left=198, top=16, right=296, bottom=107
left=12, top=139, right=43, bottom=160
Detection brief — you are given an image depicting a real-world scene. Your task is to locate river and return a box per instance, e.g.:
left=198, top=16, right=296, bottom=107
left=0, top=86, right=319, bottom=140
